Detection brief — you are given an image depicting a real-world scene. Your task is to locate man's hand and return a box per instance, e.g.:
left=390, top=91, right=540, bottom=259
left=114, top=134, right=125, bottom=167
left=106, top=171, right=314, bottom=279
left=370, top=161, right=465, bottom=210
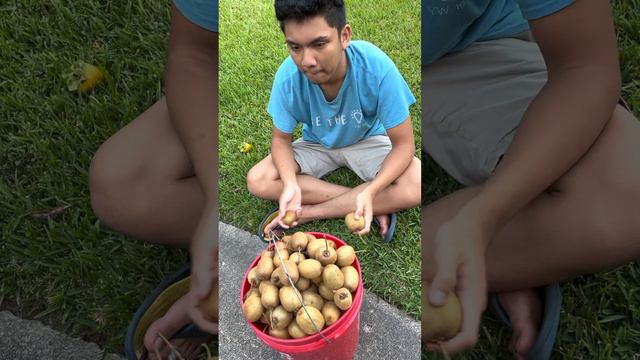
left=188, top=208, right=218, bottom=334
left=354, top=187, right=375, bottom=235
left=425, top=208, right=490, bottom=355
left=264, top=182, right=302, bottom=236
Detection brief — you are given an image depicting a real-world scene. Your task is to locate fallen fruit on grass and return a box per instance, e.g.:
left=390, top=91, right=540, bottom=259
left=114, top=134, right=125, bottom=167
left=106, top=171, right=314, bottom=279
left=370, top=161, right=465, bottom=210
left=240, top=142, right=254, bottom=154
left=345, top=212, right=365, bottom=232
left=66, top=62, right=104, bottom=93
left=296, top=307, right=325, bottom=335
left=282, top=210, right=297, bottom=226
left=334, top=288, right=353, bottom=310
left=422, top=284, right=462, bottom=342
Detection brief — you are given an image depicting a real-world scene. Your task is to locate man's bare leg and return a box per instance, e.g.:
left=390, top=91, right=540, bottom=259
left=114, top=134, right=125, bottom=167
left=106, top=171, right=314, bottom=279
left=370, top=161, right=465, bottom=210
left=90, top=97, right=212, bottom=356
left=247, top=155, right=421, bottom=234
left=423, top=105, right=640, bottom=356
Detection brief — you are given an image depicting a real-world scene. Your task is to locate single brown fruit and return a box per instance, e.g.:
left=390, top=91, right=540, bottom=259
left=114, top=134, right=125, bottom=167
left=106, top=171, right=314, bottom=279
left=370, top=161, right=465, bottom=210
left=318, top=283, right=334, bottom=301
left=279, top=286, right=302, bottom=312
left=322, top=302, right=341, bottom=326
left=289, top=232, right=309, bottom=251
left=315, top=246, right=337, bottom=266
left=256, top=256, right=274, bottom=280
left=322, top=264, right=345, bottom=290
left=341, top=266, right=359, bottom=292
left=260, top=282, right=280, bottom=309
left=282, top=210, right=297, bottom=226
left=302, top=290, right=325, bottom=310
left=296, top=307, right=325, bottom=335
left=336, top=245, right=356, bottom=267
left=345, top=212, right=365, bottom=232
left=422, top=284, right=462, bottom=342
left=243, top=295, right=264, bottom=322
left=298, top=259, right=323, bottom=279
left=287, top=320, right=306, bottom=339
left=289, top=251, right=306, bottom=265
left=295, top=276, right=311, bottom=291
left=269, top=327, right=291, bottom=339
left=248, top=267, right=260, bottom=287
left=273, top=248, right=290, bottom=268
left=270, top=305, right=293, bottom=330
left=334, top=288, right=353, bottom=310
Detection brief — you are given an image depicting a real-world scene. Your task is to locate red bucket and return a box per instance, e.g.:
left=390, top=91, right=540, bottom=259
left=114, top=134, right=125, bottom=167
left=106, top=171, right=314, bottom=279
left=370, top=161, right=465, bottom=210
left=241, top=232, right=364, bottom=360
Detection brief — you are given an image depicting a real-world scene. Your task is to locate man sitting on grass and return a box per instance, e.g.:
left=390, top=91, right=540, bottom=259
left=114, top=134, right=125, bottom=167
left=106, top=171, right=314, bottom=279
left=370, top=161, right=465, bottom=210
left=247, top=0, right=421, bottom=241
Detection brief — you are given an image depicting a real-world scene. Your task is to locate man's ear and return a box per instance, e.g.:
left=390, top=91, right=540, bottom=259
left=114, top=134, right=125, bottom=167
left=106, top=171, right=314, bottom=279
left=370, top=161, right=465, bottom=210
left=340, top=24, right=351, bottom=49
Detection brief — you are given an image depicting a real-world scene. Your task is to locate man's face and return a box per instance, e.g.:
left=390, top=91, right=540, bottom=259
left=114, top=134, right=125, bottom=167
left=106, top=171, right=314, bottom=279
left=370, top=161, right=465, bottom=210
left=283, top=15, right=350, bottom=85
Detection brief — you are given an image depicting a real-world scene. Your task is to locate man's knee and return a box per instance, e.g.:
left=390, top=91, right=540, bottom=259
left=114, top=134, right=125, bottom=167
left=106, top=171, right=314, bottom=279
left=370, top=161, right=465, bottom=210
left=246, top=164, right=267, bottom=197
left=396, top=158, right=422, bottom=207
left=89, top=143, right=146, bottom=226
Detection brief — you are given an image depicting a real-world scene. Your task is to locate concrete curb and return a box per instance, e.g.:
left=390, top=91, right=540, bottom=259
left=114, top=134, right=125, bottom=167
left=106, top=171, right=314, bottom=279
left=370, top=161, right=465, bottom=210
left=0, top=310, right=124, bottom=360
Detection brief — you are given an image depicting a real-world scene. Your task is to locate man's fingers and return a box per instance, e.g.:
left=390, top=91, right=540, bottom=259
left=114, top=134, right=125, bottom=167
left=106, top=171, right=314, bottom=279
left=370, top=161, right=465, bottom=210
left=429, top=262, right=457, bottom=306
left=188, top=307, right=219, bottom=335
left=436, top=330, right=479, bottom=355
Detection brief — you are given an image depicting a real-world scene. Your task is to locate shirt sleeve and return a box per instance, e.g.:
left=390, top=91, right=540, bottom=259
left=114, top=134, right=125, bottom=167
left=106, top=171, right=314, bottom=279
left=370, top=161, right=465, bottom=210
left=267, top=79, right=298, bottom=134
left=174, top=0, right=218, bottom=32
left=376, top=65, right=416, bottom=130
left=517, top=0, right=575, bottom=20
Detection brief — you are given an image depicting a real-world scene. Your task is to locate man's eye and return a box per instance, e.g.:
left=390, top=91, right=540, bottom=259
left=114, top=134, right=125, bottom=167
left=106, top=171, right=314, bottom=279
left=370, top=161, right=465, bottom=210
left=289, top=45, right=301, bottom=52
left=315, top=42, right=326, bottom=48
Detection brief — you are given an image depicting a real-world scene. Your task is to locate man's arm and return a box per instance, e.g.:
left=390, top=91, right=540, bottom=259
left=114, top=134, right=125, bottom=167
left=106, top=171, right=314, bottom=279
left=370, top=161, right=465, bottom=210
left=466, top=0, right=621, bottom=235
left=354, top=116, right=415, bottom=234
left=368, top=116, right=416, bottom=195
left=428, top=0, right=621, bottom=354
left=165, top=4, right=218, bottom=205
left=164, top=5, right=219, bottom=333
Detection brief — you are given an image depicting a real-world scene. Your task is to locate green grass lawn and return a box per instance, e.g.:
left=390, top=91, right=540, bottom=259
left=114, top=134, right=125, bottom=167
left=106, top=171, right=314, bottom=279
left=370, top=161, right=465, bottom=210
left=422, top=1, right=640, bottom=358
left=0, top=0, right=195, bottom=355
left=219, top=0, right=422, bottom=318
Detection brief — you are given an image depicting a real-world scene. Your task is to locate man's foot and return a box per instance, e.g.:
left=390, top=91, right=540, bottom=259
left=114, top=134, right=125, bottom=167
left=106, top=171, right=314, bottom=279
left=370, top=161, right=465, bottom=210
left=375, top=214, right=390, bottom=237
left=143, top=293, right=215, bottom=360
left=497, top=288, right=544, bottom=359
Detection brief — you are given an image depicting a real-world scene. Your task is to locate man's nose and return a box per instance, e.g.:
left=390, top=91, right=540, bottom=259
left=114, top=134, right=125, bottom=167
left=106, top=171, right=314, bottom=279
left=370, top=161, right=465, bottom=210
left=301, top=48, right=317, bottom=68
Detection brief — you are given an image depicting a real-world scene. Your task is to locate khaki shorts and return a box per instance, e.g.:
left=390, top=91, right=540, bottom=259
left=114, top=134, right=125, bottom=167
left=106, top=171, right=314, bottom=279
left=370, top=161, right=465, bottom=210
left=422, top=33, right=547, bottom=186
left=292, top=135, right=392, bottom=182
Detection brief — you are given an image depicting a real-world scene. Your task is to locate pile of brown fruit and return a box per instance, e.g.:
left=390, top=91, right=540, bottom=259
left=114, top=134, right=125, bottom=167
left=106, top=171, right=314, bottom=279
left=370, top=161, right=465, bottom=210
left=242, top=231, right=360, bottom=339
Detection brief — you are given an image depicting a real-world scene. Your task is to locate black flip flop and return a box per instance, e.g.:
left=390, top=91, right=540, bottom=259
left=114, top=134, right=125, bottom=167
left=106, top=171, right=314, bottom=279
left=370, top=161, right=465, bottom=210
left=373, top=212, right=397, bottom=243
left=257, top=206, right=284, bottom=243
left=125, top=264, right=215, bottom=360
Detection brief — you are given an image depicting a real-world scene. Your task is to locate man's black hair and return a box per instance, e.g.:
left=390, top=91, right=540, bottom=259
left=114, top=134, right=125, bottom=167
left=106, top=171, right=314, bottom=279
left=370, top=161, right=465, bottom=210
left=275, top=0, right=346, bottom=34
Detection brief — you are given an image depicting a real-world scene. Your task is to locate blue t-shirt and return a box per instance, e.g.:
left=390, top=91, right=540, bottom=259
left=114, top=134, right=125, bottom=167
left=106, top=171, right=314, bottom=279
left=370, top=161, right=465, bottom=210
left=174, top=0, right=218, bottom=32
left=422, top=0, right=575, bottom=65
left=268, top=41, right=416, bottom=149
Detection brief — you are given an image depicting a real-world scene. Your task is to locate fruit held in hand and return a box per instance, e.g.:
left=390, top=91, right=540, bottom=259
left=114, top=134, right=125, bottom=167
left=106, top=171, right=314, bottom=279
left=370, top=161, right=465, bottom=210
left=422, top=284, right=462, bottom=342
left=345, top=212, right=365, bottom=232
left=283, top=210, right=297, bottom=226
